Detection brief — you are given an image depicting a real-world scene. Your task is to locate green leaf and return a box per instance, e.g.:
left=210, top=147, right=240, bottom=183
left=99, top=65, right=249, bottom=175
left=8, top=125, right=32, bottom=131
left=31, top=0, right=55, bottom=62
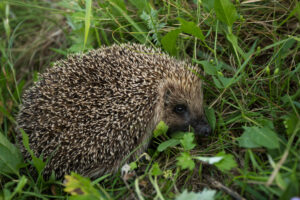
left=214, top=0, right=238, bottom=27
left=252, top=127, right=280, bottom=149
left=151, top=162, right=163, bottom=176
left=64, top=172, right=102, bottom=198
left=176, top=152, right=195, bottom=170
left=276, top=38, right=296, bottom=61
left=205, top=107, right=216, bottom=132
left=283, top=114, right=299, bottom=135
left=219, top=76, right=236, bottom=88
left=195, top=60, right=218, bottom=75
left=140, top=8, right=165, bottom=45
left=84, top=0, right=92, bottom=50
left=129, top=162, right=137, bottom=170
left=202, top=0, right=215, bottom=12
left=214, top=151, right=237, bottom=172
left=153, top=121, right=169, bottom=138
left=258, top=119, right=274, bottom=130
left=0, top=131, right=22, bottom=175
left=170, top=131, right=186, bottom=139
left=238, top=131, right=261, bottom=148
left=69, top=195, right=100, bottom=200
left=161, top=29, right=181, bottom=56
left=226, top=32, right=246, bottom=59
left=212, top=76, right=223, bottom=88
left=212, top=74, right=239, bottom=89
left=157, top=139, right=180, bottom=152
left=180, top=132, right=196, bottom=151
left=175, top=189, right=216, bottom=200
left=177, top=18, right=204, bottom=41
left=241, top=126, right=280, bottom=149
left=10, top=176, right=27, bottom=198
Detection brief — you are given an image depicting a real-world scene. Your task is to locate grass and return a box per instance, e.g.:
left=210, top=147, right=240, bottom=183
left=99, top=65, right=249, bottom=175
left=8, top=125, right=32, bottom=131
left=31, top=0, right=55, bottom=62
left=0, top=0, right=299, bottom=199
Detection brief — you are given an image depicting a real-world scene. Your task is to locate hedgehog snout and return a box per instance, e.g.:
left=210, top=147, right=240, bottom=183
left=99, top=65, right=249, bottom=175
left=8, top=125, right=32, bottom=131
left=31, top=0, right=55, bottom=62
left=191, top=119, right=211, bottom=136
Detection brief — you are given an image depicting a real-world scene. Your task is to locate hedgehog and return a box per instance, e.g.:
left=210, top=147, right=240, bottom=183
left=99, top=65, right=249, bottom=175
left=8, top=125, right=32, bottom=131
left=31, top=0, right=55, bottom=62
left=17, top=43, right=211, bottom=179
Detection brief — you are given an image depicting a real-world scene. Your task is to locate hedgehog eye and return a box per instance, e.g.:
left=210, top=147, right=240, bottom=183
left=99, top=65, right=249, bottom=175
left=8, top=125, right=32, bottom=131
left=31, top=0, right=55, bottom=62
left=174, top=104, right=187, bottom=114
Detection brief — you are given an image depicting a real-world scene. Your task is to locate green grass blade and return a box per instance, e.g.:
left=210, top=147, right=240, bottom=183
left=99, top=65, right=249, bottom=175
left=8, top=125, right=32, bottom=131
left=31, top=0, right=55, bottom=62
left=84, top=0, right=92, bottom=50
left=108, top=0, right=147, bottom=42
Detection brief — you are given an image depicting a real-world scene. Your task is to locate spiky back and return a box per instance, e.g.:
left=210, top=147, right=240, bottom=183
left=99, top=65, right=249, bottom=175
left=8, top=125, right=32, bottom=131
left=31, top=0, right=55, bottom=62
left=17, top=44, right=196, bottom=178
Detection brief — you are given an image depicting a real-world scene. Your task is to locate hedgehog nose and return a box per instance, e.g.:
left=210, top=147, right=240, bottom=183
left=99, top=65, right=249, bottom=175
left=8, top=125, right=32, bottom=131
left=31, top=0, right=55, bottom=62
left=200, top=124, right=212, bottom=136
left=192, top=122, right=211, bottom=136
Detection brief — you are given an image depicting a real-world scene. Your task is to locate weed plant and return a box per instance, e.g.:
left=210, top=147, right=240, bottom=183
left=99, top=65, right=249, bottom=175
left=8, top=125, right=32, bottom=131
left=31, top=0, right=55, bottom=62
left=0, top=0, right=299, bottom=199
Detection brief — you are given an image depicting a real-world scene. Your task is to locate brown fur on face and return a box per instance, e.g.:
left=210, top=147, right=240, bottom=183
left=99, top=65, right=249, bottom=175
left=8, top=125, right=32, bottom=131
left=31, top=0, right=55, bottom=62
left=158, top=71, right=210, bottom=136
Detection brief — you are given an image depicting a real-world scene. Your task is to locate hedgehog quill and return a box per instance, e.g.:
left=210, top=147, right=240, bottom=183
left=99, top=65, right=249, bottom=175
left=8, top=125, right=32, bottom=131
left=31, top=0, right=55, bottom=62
left=17, top=43, right=211, bottom=179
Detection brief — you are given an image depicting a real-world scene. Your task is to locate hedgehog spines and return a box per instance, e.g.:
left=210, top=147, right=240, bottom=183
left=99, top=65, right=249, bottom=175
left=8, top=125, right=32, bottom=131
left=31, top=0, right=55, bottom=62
left=17, top=43, right=209, bottom=179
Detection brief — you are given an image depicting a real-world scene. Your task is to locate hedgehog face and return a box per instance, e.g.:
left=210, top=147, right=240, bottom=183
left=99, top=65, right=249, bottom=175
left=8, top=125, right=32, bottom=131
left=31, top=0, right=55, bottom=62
left=161, top=79, right=211, bottom=136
